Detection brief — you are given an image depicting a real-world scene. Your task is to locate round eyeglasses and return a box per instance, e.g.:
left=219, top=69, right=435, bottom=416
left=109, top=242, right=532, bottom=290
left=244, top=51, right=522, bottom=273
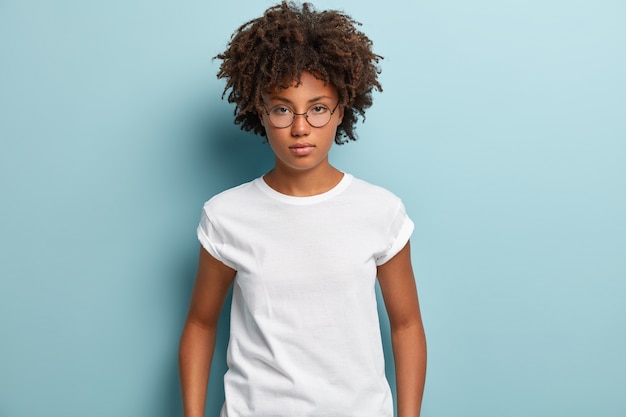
left=262, top=102, right=340, bottom=128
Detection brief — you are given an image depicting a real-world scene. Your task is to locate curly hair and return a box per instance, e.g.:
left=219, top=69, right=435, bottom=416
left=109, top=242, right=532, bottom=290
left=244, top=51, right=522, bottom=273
left=215, top=1, right=382, bottom=144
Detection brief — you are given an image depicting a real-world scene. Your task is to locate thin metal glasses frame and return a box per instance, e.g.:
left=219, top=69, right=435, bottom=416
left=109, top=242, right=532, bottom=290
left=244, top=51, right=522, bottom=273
left=262, top=102, right=340, bottom=128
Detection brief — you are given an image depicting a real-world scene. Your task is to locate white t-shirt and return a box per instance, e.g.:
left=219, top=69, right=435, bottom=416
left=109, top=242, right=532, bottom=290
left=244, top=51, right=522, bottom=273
left=197, top=173, right=414, bottom=417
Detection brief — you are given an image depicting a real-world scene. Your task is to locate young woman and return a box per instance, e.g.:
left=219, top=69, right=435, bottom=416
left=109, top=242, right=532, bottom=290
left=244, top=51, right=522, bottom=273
left=179, top=2, right=427, bottom=417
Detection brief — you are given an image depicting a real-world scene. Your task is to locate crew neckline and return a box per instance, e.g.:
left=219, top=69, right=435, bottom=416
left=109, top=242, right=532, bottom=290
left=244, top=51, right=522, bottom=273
left=254, top=173, right=353, bottom=205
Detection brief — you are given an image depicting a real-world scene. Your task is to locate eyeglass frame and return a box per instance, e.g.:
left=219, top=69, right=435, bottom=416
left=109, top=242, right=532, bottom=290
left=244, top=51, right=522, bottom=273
left=261, top=101, right=341, bottom=129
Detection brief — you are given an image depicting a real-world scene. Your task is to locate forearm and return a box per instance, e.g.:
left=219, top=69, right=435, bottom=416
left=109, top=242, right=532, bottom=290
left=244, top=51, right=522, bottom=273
left=179, top=320, right=218, bottom=417
left=391, top=322, right=427, bottom=417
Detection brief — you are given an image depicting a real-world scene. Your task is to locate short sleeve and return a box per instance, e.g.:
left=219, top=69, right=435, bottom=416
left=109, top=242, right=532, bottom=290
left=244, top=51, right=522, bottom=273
left=197, top=205, right=236, bottom=269
left=374, top=201, right=414, bottom=266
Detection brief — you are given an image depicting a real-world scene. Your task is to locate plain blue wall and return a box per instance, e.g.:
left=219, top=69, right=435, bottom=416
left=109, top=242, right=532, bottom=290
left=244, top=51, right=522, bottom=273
left=1, top=1, right=625, bottom=416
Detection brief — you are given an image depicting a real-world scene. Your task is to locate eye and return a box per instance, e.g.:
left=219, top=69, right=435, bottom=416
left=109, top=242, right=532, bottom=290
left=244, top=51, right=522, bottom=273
left=309, top=105, right=330, bottom=115
left=270, top=106, right=292, bottom=116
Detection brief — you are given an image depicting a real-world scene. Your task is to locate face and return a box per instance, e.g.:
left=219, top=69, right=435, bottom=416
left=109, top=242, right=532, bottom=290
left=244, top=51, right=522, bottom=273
left=260, top=71, right=344, bottom=175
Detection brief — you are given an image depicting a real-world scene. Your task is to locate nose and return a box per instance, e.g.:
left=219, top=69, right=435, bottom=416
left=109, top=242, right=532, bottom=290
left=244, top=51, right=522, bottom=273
left=290, top=113, right=310, bottom=136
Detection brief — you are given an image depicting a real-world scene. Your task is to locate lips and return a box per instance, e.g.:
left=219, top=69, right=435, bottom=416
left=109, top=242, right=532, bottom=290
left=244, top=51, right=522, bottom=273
left=289, top=142, right=315, bottom=149
left=289, top=142, right=315, bottom=156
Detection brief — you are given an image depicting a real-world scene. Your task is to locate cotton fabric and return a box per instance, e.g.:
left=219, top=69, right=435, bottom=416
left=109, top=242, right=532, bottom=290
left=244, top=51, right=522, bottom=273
left=197, top=173, right=413, bottom=417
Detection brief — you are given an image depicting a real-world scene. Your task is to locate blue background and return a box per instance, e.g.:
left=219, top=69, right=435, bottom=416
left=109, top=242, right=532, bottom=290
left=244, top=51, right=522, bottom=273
left=1, top=1, right=624, bottom=416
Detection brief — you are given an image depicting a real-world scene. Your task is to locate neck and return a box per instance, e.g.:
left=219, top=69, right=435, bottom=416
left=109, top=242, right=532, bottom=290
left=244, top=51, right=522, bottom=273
left=263, top=163, right=343, bottom=197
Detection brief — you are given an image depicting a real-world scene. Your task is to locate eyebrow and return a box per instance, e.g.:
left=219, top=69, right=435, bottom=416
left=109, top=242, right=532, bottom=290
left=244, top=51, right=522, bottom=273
left=268, top=95, right=334, bottom=105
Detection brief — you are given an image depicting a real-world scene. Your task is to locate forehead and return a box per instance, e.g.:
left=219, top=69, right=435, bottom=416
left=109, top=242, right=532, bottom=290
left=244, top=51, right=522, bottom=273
left=264, top=72, right=338, bottom=103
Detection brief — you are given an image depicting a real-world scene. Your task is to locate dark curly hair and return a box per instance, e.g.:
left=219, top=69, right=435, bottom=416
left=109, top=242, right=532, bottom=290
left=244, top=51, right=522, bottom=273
left=215, top=1, right=382, bottom=144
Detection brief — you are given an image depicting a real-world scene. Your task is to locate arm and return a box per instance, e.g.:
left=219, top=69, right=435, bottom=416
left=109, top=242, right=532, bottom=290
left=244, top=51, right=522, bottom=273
left=179, top=247, right=236, bottom=417
left=377, top=241, right=427, bottom=417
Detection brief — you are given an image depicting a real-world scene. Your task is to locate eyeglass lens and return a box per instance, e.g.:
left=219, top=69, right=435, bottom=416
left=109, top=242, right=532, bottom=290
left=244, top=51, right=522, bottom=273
left=267, top=104, right=334, bottom=128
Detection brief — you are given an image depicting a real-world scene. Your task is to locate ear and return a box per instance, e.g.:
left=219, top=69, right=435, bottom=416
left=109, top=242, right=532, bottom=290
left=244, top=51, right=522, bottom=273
left=336, top=106, right=345, bottom=125
left=258, top=110, right=265, bottom=127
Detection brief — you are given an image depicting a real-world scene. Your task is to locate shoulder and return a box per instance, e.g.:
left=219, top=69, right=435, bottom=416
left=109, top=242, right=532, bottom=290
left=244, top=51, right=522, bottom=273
left=340, top=175, right=411, bottom=227
left=202, top=179, right=261, bottom=214
left=346, top=175, right=405, bottom=206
